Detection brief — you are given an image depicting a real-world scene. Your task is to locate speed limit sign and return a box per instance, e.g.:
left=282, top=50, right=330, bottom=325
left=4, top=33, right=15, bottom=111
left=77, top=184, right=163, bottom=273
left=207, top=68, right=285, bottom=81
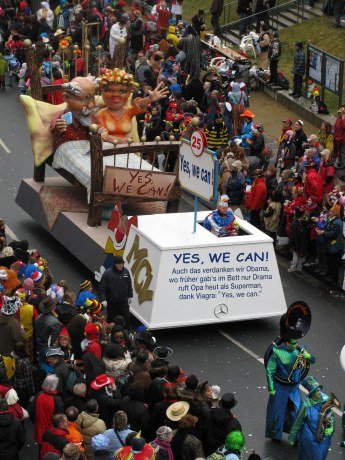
left=190, top=130, right=207, bottom=157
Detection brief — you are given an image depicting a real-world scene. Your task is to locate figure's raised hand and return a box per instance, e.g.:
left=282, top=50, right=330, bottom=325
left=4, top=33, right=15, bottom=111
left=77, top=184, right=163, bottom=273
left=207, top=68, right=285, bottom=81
left=148, top=81, right=169, bottom=103
left=55, top=119, right=67, bottom=133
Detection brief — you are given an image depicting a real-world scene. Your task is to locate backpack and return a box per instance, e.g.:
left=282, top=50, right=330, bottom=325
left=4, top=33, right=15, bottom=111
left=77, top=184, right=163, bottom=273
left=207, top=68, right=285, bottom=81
left=65, top=365, right=83, bottom=393
left=277, top=74, right=289, bottom=90
left=207, top=447, right=234, bottom=460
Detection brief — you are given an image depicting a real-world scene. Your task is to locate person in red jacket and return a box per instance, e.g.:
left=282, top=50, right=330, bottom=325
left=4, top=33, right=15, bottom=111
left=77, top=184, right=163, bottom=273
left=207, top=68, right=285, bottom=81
left=246, top=169, right=267, bottom=228
left=334, top=106, right=345, bottom=169
left=318, top=149, right=335, bottom=195
left=81, top=323, right=101, bottom=359
left=156, top=1, right=170, bottom=34
left=303, top=164, right=323, bottom=205
left=34, top=374, right=64, bottom=447
left=40, top=413, right=69, bottom=459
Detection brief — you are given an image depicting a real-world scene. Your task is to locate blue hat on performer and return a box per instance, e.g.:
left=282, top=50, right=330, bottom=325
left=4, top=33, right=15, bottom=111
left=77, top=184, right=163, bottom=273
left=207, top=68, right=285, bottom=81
left=301, top=376, right=322, bottom=396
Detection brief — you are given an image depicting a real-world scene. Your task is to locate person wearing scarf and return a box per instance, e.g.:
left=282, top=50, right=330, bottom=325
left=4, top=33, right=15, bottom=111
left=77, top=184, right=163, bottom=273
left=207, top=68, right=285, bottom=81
left=154, top=426, right=174, bottom=460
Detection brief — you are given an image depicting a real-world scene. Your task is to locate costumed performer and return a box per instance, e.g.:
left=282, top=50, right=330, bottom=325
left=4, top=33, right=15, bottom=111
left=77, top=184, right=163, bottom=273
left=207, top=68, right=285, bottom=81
left=93, top=68, right=169, bottom=144
left=288, top=376, right=336, bottom=460
left=265, top=335, right=315, bottom=441
left=203, top=195, right=238, bottom=237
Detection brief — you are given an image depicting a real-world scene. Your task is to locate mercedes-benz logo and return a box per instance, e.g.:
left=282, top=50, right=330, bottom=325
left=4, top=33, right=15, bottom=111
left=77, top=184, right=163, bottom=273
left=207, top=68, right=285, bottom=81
left=214, top=303, right=229, bottom=319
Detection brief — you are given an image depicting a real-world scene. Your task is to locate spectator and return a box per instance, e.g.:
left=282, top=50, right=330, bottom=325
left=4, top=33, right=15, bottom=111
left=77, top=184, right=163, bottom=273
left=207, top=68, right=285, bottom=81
left=317, top=121, right=334, bottom=154
left=226, top=161, right=246, bottom=212
left=170, top=413, right=204, bottom=459
left=288, top=207, right=309, bottom=274
left=120, top=381, right=151, bottom=437
left=290, top=41, right=305, bottom=99
left=91, top=433, right=113, bottom=460
left=267, top=32, right=281, bottom=86
left=12, top=341, right=35, bottom=408
left=41, top=413, right=69, bottom=458
left=35, top=296, right=62, bottom=352
left=102, top=343, right=132, bottom=380
left=294, top=120, right=308, bottom=158
left=109, top=14, right=128, bottom=59
left=0, top=295, right=23, bottom=357
left=210, top=0, right=224, bottom=37
left=65, top=406, right=84, bottom=452
left=246, top=169, right=267, bottom=228
left=103, top=411, right=133, bottom=455
left=264, top=190, right=282, bottom=244
left=77, top=399, right=106, bottom=459
left=154, top=426, right=174, bottom=460
left=237, top=0, right=252, bottom=37
left=334, top=107, right=345, bottom=169
left=319, top=149, right=335, bottom=195
left=304, top=164, right=323, bottom=205
left=238, top=110, right=255, bottom=157
left=258, top=23, right=270, bottom=69
left=0, top=398, right=25, bottom=460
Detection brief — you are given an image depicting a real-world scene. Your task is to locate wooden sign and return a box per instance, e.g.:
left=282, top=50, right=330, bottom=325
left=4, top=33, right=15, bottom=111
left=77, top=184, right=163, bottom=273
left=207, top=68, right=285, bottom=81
left=103, top=167, right=177, bottom=200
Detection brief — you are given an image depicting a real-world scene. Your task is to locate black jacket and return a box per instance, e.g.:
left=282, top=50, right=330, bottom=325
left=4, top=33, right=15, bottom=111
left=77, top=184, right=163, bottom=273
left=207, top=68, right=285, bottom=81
left=99, top=267, right=133, bottom=304
left=91, top=389, right=122, bottom=428
left=35, top=312, right=62, bottom=351
left=0, top=411, right=25, bottom=460
left=204, top=407, right=242, bottom=456
left=120, top=396, right=151, bottom=438
left=294, top=129, right=307, bottom=158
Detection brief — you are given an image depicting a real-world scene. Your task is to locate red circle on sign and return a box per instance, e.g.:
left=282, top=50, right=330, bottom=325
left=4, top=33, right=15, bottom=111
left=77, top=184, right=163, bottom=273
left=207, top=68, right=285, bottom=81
left=191, top=130, right=207, bottom=157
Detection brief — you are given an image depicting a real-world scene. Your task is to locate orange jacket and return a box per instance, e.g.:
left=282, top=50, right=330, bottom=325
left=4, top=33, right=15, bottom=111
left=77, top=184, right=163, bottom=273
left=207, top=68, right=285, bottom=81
left=246, top=177, right=267, bottom=210
left=66, top=421, right=84, bottom=451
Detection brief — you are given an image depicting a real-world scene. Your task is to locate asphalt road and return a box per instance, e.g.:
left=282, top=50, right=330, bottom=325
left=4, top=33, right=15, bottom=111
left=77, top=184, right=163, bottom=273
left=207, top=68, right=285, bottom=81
left=1, top=88, right=345, bottom=460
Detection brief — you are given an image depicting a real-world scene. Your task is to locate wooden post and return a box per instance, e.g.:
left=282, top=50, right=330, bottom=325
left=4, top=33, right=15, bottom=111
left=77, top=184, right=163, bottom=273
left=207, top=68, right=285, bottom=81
left=88, top=127, right=103, bottom=227
left=24, top=40, right=46, bottom=182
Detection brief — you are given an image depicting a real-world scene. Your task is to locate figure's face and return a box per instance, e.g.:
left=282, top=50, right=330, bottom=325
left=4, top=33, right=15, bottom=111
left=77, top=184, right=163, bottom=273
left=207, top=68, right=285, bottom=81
left=59, top=336, right=69, bottom=347
left=46, top=356, right=59, bottom=366
left=294, top=122, right=301, bottom=131
left=203, top=386, right=213, bottom=400
left=64, top=86, right=96, bottom=114
left=114, top=332, right=125, bottom=343
left=102, top=83, right=131, bottom=111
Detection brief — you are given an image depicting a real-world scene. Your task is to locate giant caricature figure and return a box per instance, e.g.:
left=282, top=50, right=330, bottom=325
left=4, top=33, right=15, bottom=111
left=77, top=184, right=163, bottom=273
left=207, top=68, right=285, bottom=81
left=93, top=68, right=168, bottom=143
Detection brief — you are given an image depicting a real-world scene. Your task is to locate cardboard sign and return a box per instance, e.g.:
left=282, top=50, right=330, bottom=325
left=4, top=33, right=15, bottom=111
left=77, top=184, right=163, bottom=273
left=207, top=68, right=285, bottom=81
left=103, top=167, right=177, bottom=200
left=179, top=139, right=218, bottom=202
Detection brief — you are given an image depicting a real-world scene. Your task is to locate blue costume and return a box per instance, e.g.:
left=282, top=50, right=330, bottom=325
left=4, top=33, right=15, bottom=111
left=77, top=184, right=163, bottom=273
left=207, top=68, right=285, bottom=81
left=76, top=290, right=97, bottom=308
left=203, top=209, right=235, bottom=236
left=265, top=343, right=315, bottom=440
left=289, top=393, right=334, bottom=460
left=238, top=120, right=254, bottom=150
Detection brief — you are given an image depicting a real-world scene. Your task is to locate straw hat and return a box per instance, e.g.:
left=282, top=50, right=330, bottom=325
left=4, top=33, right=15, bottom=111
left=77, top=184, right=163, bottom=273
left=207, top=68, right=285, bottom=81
left=166, top=401, right=190, bottom=421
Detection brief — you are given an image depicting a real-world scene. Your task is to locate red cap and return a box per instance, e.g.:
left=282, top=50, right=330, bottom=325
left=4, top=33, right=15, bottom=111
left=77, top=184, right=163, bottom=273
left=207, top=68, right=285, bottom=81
left=84, top=322, right=99, bottom=339
left=91, top=373, right=114, bottom=390
left=282, top=118, right=292, bottom=124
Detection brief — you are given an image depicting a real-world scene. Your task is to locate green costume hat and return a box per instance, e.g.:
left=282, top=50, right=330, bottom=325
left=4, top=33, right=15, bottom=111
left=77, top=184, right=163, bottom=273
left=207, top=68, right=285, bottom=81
left=224, top=430, right=245, bottom=452
left=301, top=376, right=322, bottom=397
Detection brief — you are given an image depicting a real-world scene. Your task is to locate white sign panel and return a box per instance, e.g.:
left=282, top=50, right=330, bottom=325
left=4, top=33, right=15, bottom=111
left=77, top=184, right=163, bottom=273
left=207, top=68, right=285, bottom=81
left=179, top=139, right=218, bottom=202
left=124, top=211, right=286, bottom=329
left=324, top=54, right=341, bottom=94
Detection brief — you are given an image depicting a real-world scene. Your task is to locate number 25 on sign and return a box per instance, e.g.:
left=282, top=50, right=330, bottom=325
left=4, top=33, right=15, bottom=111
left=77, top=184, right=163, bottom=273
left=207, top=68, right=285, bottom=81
left=191, top=130, right=207, bottom=157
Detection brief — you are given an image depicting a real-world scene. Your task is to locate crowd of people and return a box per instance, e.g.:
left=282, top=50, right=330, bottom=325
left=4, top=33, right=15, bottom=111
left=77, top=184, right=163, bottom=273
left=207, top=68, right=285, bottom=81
left=0, top=231, right=262, bottom=459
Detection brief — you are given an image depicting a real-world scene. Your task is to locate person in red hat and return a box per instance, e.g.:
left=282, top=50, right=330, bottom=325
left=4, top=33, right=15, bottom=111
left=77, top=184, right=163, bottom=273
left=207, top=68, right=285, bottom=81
left=90, top=374, right=121, bottom=428
left=82, top=323, right=102, bottom=359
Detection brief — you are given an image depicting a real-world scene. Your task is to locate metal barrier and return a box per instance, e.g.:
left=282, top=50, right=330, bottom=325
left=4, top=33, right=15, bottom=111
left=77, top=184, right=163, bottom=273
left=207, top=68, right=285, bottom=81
left=220, top=0, right=306, bottom=43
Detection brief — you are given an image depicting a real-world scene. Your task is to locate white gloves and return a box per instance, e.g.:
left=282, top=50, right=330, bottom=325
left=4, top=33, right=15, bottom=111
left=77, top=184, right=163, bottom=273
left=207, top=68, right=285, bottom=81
left=101, top=300, right=107, bottom=308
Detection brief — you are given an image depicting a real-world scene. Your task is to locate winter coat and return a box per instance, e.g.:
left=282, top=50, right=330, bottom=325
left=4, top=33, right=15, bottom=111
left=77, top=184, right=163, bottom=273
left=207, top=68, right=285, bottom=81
left=0, top=410, right=25, bottom=460
left=290, top=218, right=309, bottom=255
left=35, top=312, right=62, bottom=352
left=324, top=217, right=343, bottom=254
left=268, top=38, right=281, bottom=61
left=77, top=411, right=106, bottom=458
left=210, top=0, right=224, bottom=16
left=40, top=426, right=68, bottom=458
left=91, top=388, right=122, bottom=428
left=319, top=159, right=335, bottom=194
left=0, top=54, right=8, bottom=76
left=264, top=201, right=282, bottom=233
left=99, top=267, right=133, bottom=305
left=246, top=177, right=267, bottom=210
left=166, top=26, right=180, bottom=47
left=0, top=313, right=23, bottom=355
left=34, top=390, right=64, bottom=443
left=265, top=175, right=278, bottom=195
left=278, top=140, right=296, bottom=169
left=334, top=115, right=345, bottom=144
left=103, top=355, right=132, bottom=379
left=204, top=407, right=242, bottom=456
left=120, top=396, right=151, bottom=438
left=294, top=129, right=307, bottom=158
left=304, top=169, right=323, bottom=204
left=250, top=134, right=265, bottom=157
left=226, top=171, right=246, bottom=204
left=293, top=49, right=305, bottom=75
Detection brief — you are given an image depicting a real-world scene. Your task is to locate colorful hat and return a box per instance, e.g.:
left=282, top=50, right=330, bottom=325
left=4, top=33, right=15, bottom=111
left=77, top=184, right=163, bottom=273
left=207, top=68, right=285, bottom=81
left=80, top=280, right=92, bottom=291
left=31, top=270, right=44, bottom=284
left=166, top=401, right=190, bottom=421
left=301, top=376, right=322, bottom=396
left=59, top=326, right=69, bottom=338
left=84, top=298, right=102, bottom=316
left=1, top=296, right=21, bottom=315
left=282, top=118, right=292, bottom=124
left=218, top=194, right=229, bottom=208
left=84, top=322, right=99, bottom=339
left=91, top=434, right=109, bottom=451
left=46, top=346, right=65, bottom=357
left=37, top=258, right=48, bottom=271
left=0, top=269, right=8, bottom=281
left=240, top=110, right=255, bottom=118
left=15, top=288, right=27, bottom=302
left=22, top=277, right=34, bottom=292
left=131, top=437, right=146, bottom=454
left=91, top=373, right=114, bottom=390
left=330, top=204, right=341, bottom=217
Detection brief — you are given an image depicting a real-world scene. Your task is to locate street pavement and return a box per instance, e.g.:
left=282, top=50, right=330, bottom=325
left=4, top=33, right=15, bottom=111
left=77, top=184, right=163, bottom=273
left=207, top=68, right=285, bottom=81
left=1, top=88, right=345, bottom=459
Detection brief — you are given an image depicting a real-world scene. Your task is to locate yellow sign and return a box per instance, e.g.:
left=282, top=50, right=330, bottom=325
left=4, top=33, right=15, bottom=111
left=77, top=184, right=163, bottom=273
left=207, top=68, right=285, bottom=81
left=126, top=234, right=153, bottom=304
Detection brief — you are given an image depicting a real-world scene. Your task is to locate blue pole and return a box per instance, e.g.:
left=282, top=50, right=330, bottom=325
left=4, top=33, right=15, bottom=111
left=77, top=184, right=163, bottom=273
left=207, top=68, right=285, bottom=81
left=193, top=196, right=198, bottom=233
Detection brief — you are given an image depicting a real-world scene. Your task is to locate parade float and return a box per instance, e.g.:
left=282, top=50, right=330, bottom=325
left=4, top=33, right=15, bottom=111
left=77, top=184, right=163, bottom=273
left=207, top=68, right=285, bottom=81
left=16, top=37, right=285, bottom=328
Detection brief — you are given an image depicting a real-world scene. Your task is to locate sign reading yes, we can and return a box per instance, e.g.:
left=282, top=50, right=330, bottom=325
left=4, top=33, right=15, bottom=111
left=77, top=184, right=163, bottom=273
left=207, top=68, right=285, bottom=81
left=179, top=135, right=219, bottom=202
